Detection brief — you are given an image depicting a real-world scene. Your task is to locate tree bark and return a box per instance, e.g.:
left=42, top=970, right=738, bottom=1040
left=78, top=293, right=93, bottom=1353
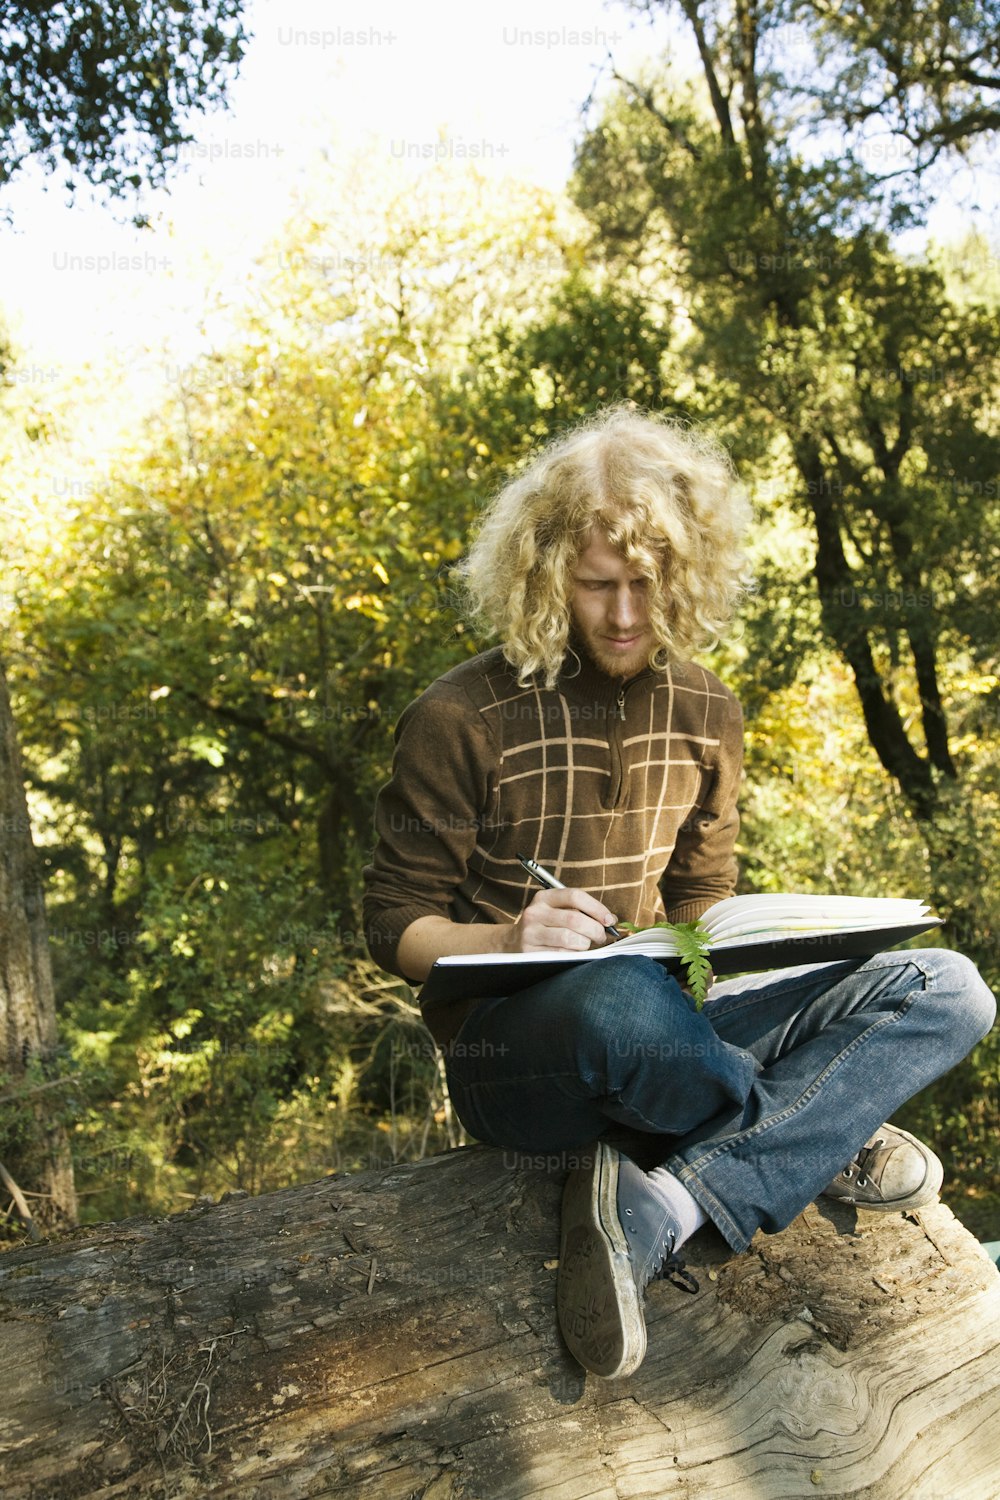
left=0, top=662, right=76, bottom=1231
left=793, top=439, right=939, bottom=820
left=1, top=1144, right=998, bottom=1499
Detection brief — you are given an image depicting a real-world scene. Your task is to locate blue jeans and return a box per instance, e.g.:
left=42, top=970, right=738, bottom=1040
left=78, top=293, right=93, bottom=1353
left=443, top=950, right=996, bottom=1252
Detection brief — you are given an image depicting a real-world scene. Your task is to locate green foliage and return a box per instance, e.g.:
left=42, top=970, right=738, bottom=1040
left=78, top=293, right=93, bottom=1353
left=2, top=59, right=997, bottom=1242
left=791, top=0, right=1000, bottom=168
left=50, top=821, right=457, bottom=1218
left=570, top=20, right=1000, bottom=826
left=0, top=1, right=248, bottom=213
left=4, top=159, right=573, bottom=1222
left=669, top=922, right=714, bottom=1009
left=618, top=921, right=714, bottom=1006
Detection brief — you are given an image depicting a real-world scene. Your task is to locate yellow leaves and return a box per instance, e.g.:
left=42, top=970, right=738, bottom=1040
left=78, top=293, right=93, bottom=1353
left=169, top=1013, right=201, bottom=1041
left=344, top=590, right=387, bottom=618
left=953, top=673, right=999, bottom=696
left=372, top=559, right=390, bottom=585
left=181, top=734, right=226, bottom=767
left=268, top=562, right=310, bottom=586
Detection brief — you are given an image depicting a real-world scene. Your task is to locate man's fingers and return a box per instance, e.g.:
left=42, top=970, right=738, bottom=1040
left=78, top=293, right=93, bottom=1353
left=529, top=887, right=618, bottom=927
left=525, top=928, right=593, bottom=952
left=520, top=887, right=618, bottom=951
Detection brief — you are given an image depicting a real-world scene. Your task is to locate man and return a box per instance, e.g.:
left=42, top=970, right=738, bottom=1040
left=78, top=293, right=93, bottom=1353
left=362, top=407, right=996, bottom=1380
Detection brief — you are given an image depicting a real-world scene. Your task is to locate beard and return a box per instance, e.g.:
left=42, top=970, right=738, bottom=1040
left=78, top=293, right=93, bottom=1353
left=570, top=625, right=652, bottom=680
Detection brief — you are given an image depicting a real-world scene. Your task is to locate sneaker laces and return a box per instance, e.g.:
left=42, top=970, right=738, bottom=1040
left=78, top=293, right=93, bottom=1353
left=650, top=1236, right=699, bottom=1296
left=843, top=1135, right=887, bottom=1189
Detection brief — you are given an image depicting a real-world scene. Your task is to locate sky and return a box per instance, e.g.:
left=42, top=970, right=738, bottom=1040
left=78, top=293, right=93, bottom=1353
left=0, top=0, right=996, bottom=433
left=0, top=0, right=687, bottom=387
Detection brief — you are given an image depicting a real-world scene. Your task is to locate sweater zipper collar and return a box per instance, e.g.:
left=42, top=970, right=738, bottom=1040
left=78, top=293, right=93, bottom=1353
left=613, top=670, right=651, bottom=722
left=557, top=650, right=654, bottom=710
left=609, top=673, right=649, bottom=806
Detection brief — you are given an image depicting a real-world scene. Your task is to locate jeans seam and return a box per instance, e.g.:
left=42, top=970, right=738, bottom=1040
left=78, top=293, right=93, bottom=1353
left=675, top=985, right=919, bottom=1178
left=671, top=1170, right=747, bottom=1252
left=707, top=954, right=931, bottom=1021
left=670, top=993, right=918, bottom=1253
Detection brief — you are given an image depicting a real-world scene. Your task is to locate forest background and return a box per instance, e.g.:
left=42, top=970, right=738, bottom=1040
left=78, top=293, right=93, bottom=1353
left=1, top=1, right=998, bottom=1246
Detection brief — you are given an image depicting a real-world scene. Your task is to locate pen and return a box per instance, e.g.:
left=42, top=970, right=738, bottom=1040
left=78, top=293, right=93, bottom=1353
left=516, top=852, right=622, bottom=940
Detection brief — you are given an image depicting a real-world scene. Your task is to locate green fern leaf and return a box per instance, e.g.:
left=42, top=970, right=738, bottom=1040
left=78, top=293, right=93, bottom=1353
left=617, top=919, right=713, bottom=1007
left=667, top=921, right=713, bottom=1009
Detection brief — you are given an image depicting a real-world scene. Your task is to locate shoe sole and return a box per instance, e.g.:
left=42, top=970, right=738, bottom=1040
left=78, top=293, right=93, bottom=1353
left=823, top=1124, right=945, bottom=1211
left=556, top=1143, right=646, bottom=1379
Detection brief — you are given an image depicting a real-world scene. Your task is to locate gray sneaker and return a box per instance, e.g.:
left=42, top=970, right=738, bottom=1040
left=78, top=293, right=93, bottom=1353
left=556, top=1142, right=698, bottom=1379
left=821, top=1124, right=944, bottom=1211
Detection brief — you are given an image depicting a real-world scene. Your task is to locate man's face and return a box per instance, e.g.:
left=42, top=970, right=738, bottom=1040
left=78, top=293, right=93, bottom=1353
left=569, top=530, right=654, bottom=679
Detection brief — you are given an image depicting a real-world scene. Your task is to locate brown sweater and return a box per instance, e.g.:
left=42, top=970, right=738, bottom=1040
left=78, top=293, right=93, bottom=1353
left=362, top=646, right=744, bottom=1044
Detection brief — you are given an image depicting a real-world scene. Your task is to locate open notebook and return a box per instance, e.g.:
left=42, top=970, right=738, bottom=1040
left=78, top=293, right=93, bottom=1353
left=419, top=893, right=939, bottom=1008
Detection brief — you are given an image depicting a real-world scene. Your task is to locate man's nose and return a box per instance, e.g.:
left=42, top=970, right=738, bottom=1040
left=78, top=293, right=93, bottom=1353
left=609, top=587, right=639, bottom=628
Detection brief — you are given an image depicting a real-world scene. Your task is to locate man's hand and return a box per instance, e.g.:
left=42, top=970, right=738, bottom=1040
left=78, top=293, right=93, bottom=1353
left=396, top=894, right=619, bottom=983
left=509, top=888, right=618, bottom=953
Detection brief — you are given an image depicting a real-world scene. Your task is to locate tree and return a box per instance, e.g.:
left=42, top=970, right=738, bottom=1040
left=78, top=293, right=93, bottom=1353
left=0, top=0, right=249, bottom=1233
left=4, top=163, right=576, bottom=1218
left=0, top=668, right=76, bottom=1233
left=13, top=163, right=570, bottom=920
left=800, top=0, right=1000, bottom=168
left=568, top=2, right=1000, bottom=833
left=0, top=0, right=248, bottom=215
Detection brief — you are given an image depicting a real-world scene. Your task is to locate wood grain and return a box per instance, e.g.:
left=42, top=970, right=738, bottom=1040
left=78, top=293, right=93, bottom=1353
left=1, top=1145, right=997, bottom=1499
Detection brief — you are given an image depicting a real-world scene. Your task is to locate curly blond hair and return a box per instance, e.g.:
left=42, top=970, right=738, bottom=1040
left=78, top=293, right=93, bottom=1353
left=457, top=406, right=753, bottom=686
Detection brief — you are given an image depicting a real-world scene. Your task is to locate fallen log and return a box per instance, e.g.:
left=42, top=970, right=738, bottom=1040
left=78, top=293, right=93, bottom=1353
left=2, top=1144, right=998, bottom=1499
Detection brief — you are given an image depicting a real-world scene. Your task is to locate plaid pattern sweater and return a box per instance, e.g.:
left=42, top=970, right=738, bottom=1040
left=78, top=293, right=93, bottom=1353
left=363, top=646, right=744, bottom=1044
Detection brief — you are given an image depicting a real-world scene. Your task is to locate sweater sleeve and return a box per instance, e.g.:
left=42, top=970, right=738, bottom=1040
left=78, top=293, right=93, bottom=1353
left=362, top=681, right=495, bottom=980
left=659, top=692, right=744, bottom=923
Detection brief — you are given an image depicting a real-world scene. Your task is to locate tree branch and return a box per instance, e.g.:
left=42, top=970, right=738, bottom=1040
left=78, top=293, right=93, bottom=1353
left=676, top=0, right=737, bottom=150
left=609, top=65, right=703, bottom=161
left=734, top=0, right=769, bottom=194
left=0, top=1160, right=41, bottom=1241
left=172, top=685, right=337, bottom=777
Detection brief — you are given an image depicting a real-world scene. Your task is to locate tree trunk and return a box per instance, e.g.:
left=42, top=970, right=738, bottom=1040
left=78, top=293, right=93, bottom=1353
left=1, top=1144, right=998, bottom=1499
left=793, top=440, right=938, bottom=821
left=0, top=662, right=76, bottom=1233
